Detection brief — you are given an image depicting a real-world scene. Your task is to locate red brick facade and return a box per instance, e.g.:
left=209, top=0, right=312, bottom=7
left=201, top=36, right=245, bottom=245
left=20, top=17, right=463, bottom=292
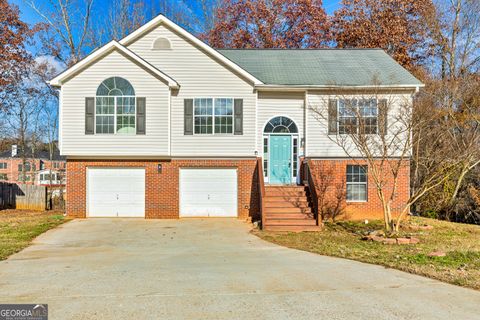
left=67, top=158, right=409, bottom=222
left=66, top=159, right=259, bottom=220
left=308, top=159, right=410, bottom=221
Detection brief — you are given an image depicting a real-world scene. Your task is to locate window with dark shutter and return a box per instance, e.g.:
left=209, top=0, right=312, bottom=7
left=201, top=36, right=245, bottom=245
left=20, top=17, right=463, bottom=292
left=378, top=99, right=388, bottom=136
left=234, top=99, right=243, bottom=135
left=184, top=99, right=194, bottom=135
left=136, top=97, right=146, bottom=135
left=328, top=99, right=338, bottom=134
left=85, top=97, right=95, bottom=134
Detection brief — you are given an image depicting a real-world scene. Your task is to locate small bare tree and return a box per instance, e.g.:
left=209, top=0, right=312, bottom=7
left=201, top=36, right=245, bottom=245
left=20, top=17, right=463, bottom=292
left=309, top=85, right=457, bottom=232
left=3, top=76, right=41, bottom=183
left=25, top=0, right=94, bottom=66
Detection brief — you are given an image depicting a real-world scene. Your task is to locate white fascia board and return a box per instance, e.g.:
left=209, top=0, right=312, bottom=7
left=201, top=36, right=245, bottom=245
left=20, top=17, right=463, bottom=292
left=49, top=40, right=179, bottom=89
left=119, top=14, right=263, bottom=86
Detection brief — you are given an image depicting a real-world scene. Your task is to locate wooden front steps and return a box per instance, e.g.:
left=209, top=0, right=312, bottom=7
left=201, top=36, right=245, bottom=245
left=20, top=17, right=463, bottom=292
left=263, top=185, right=321, bottom=232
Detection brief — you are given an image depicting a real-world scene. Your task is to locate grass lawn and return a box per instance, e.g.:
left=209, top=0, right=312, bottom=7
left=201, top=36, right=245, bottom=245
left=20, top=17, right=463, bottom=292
left=254, top=217, right=480, bottom=290
left=0, top=209, right=70, bottom=261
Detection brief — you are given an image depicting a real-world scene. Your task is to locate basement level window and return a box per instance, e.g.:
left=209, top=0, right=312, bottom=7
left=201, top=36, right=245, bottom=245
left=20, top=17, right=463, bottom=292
left=346, top=165, right=367, bottom=202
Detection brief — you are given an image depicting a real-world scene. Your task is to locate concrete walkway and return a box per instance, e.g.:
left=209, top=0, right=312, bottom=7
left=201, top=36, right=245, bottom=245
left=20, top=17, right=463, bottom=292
left=0, top=219, right=478, bottom=319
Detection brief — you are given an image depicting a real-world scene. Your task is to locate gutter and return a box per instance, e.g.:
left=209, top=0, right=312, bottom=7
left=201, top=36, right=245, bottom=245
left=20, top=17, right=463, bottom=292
left=255, top=84, right=425, bottom=91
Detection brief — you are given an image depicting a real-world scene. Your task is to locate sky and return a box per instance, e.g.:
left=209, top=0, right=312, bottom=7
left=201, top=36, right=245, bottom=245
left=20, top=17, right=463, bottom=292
left=12, top=0, right=342, bottom=26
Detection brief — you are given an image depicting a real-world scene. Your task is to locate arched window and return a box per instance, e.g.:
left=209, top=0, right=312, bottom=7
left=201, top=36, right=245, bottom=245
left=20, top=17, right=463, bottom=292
left=95, top=77, right=136, bottom=134
left=96, top=76, right=135, bottom=96
left=152, top=37, right=172, bottom=50
left=264, top=116, right=298, bottom=133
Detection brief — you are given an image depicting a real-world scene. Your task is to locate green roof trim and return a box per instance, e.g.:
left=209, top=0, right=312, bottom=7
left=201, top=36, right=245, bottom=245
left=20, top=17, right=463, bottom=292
left=217, top=49, right=422, bottom=87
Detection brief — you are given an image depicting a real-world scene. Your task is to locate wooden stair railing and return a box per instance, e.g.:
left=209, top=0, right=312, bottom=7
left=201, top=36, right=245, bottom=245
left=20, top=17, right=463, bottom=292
left=304, top=159, right=320, bottom=226
left=256, top=157, right=266, bottom=229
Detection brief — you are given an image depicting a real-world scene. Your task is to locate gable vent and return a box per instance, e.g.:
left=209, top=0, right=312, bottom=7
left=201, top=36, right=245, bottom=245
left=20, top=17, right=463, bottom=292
left=152, top=37, right=172, bottom=50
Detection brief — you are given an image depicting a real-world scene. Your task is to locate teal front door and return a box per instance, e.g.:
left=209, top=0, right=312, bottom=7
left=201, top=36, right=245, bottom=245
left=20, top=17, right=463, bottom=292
left=269, top=135, right=292, bottom=184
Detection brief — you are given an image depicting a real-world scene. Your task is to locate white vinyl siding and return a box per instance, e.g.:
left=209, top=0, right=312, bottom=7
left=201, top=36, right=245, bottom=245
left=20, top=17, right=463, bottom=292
left=306, top=91, right=412, bottom=157
left=126, top=24, right=256, bottom=157
left=60, top=50, right=170, bottom=157
left=257, top=92, right=305, bottom=154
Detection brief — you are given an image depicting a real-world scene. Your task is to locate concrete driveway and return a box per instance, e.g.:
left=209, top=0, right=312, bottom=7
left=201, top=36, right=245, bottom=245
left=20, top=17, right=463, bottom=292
left=0, top=219, right=479, bottom=319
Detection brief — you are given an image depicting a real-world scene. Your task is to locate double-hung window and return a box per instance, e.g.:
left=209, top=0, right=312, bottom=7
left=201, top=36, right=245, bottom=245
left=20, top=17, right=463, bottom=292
left=346, top=165, right=368, bottom=201
left=95, top=97, right=115, bottom=134
left=338, top=99, right=378, bottom=134
left=194, top=98, right=233, bottom=134
left=95, top=77, right=136, bottom=134
left=358, top=99, right=378, bottom=134
left=0, top=162, right=7, bottom=169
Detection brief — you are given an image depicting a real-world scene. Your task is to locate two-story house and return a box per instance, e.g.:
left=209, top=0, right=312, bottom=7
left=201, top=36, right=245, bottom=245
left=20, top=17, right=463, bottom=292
left=49, top=15, right=422, bottom=230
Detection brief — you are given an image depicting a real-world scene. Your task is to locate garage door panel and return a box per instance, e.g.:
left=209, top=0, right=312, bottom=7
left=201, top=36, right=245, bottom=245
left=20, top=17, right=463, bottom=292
left=180, top=169, right=237, bottom=217
left=87, top=168, right=145, bottom=218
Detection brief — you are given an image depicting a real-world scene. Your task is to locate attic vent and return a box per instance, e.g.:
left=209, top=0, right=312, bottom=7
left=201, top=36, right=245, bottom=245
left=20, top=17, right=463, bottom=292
left=152, top=37, right=172, bottom=50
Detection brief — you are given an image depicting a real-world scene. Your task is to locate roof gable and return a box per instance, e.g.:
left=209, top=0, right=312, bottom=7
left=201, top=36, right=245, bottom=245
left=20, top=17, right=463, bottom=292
left=119, top=15, right=263, bottom=86
left=49, top=41, right=179, bottom=88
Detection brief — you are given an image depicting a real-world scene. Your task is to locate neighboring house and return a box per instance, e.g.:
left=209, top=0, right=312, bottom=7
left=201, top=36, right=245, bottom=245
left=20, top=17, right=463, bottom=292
left=0, top=145, right=66, bottom=187
left=49, top=15, right=422, bottom=230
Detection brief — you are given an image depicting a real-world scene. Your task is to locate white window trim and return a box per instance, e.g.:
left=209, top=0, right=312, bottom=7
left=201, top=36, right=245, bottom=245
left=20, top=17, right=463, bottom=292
left=94, top=95, right=136, bottom=135
left=337, top=99, right=379, bottom=135
left=263, top=136, right=269, bottom=182
left=263, top=133, right=300, bottom=184
left=193, top=98, right=235, bottom=136
left=346, top=165, right=368, bottom=203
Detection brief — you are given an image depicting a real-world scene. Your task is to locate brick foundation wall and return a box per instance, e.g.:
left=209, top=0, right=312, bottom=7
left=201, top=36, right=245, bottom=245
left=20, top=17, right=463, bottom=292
left=308, top=159, right=410, bottom=221
left=66, top=159, right=259, bottom=220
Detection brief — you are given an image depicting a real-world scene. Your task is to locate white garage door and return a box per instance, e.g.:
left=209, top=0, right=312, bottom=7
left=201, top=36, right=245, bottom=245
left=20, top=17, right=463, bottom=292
left=87, top=168, right=145, bottom=217
left=180, top=169, right=237, bottom=217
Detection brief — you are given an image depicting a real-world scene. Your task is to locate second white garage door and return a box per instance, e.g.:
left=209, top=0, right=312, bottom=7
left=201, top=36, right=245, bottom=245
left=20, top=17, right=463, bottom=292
left=180, top=169, right=237, bottom=217
left=87, top=168, right=145, bottom=217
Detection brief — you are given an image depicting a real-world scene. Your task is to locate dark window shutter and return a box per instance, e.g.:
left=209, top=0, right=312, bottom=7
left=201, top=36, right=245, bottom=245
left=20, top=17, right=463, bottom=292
left=136, top=97, right=146, bottom=135
left=184, top=99, right=193, bottom=135
left=328, top=99, right=337, bottom=134
left=85, top=97, right=95, bottom=135
left=378, top=99, right=388, bottom=135
left=234, top=99, right=243, bottom=135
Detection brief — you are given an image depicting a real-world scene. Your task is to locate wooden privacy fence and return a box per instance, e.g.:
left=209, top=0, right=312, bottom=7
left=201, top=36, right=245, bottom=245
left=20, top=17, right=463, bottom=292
left=0, top=182, right=17, bottom=209
left=0, top=183, right=47, bottom=211
left=16, top=184, right=47, bottom=211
